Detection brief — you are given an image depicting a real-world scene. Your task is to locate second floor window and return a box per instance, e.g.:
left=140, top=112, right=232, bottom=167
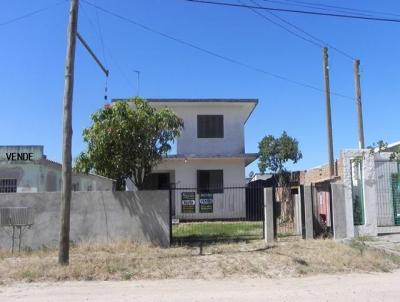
left=197, top=115, right=224, bottom=138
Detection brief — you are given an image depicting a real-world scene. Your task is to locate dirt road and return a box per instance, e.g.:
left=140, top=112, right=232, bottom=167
left=2, top=271, right=400, bottom=302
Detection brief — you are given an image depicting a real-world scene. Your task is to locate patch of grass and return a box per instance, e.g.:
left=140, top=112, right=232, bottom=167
left=1, top=239, right=400, bottom=284
left=172, top=221, right=263, bottom=241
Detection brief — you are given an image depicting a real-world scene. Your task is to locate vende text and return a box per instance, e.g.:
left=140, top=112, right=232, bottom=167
left=6, top=153, right=34, bottom=161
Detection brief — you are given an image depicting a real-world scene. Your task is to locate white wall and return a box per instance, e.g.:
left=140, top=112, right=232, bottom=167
left=341, top=149, right=378, bottom=237
left=155, top=157, right=247, bottom=220
left=150, top=102, right=253, bottom=156
left=0, top=161, right=114, bottom=192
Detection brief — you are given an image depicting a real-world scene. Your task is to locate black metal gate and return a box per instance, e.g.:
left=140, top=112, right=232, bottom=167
left=170, top=185, right=265, bottom=244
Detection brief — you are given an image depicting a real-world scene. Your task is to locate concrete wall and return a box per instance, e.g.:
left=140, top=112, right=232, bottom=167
left=0, top=191, right=170, bottom=250
left=341, top=149, right=378, bottom=237
left=330, top=182, right=347, bottom=239
left=0, top=145, right=43, bottom=161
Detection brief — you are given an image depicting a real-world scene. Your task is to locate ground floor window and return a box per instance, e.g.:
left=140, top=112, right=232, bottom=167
left=0, top=179, right=17, bottom=193
left=197, top=170, right=223, bottom=193
left=72, top=183, right=80, bottom=191
left=143, top=173, right=170, bottom=190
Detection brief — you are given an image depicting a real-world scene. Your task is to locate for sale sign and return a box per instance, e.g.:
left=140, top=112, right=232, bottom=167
left=199, top=193, right=213, bottom=213
left=181, top=192, right=196, bottom=213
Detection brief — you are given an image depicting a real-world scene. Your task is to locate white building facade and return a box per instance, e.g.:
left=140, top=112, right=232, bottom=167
left=126, top=99, right=258, bottom=220
left=0, top=146, right=115, bottom=193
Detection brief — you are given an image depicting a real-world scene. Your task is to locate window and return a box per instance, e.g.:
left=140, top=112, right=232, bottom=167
left=0, top=179, right=17, bottom=193
left=143, top=173, right=170, bottom=190
left=197, top=170, right=223, bottom=193
left=197, top=115, right=223, bottom=138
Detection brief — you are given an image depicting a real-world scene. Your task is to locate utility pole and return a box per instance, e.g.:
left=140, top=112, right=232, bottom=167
left=59, top=0, right=79, bottom=265
left=354, top=59, right=365, bottom=149
left=322, top=47, right=335, bottom=177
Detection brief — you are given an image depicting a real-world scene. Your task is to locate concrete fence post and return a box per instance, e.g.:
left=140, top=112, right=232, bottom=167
left=303, top=186, right=314, bottom=239
left=264, top=187, right=274, bottom=243
left=330, top=183, right=347, bottom=239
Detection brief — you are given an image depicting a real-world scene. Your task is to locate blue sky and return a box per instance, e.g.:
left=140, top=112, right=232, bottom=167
left=1, top=0, right=399, bottom=176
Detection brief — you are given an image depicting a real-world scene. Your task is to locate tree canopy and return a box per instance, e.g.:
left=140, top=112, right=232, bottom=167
left=74, top=98, right=184, bottom=190
left=258, top=131, right=302, bottom=175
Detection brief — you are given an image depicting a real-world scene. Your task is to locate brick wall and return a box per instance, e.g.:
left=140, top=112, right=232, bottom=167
left=303, top=159, right=343, bottom=185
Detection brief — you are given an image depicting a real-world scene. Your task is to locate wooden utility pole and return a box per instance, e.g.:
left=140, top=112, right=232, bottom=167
left=322, top=47, right=335, bottom=177
left=59, top=0, right=79, bottom=265
left=354, top=59, right=365, bottom=149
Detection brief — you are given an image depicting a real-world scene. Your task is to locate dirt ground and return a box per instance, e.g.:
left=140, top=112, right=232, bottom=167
left=1, top=271, right=400, bottom=301
left=1, top=239, right=400, bottom=283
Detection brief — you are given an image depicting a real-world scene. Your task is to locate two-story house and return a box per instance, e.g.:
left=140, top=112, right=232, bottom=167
left=125, top=99, right=258, bottom=220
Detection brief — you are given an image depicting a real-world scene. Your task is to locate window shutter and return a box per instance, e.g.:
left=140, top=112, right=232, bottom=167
left=197, top=115, right=223, bottom=138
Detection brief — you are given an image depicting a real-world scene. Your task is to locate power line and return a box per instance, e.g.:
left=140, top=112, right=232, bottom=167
left=82, top=0, right=353, bottom=100
left=0, top=1, right=66, bottom=27
left=274, top=0, right=400, bottom=19
left=94, top=0, right=107, bottom=66
left=80, top=5, right=135, bottom=95
left=260, top=0, right=377, bottom=18
left=185, top=0, right=400, bottom=23
left=244, top=0, right=355, bottom=60
left=239, top=0, right=323, bottom=48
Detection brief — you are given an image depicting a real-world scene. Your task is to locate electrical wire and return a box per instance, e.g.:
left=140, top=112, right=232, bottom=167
left=259, top=0, right=387, bottom=18
left=273, top=0, right=400, bottom=18
left=81, top=0, right=353, bottom=100
left=246, top=0, right=355, bottom=60
left=185, top=0, right=400, bottom=23
left=0, top=1, right=66, bottom=27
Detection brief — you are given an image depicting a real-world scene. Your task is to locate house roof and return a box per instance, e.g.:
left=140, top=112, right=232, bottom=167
left=163, top=153, right=258, bottom=167
left=112, top=98, right=259, bottom=123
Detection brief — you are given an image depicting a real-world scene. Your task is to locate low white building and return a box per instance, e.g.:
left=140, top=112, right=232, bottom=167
left=124, top=99, right=258, bottom=220
left=0, top=146, right=115, bottom=193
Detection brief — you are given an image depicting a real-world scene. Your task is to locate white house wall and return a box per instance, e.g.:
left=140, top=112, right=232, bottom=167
left=154, top=157, right=247, bottom=220
left=151, top=103, right=249, bottom=156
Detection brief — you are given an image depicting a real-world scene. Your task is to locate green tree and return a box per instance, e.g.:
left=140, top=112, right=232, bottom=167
left=368, top=140, right=400, bottom=161
left=258, top=131, right=302, bottom=222
left=75, top=98, right=184, bottom=190
left=258, top=131, right=302, bottom=175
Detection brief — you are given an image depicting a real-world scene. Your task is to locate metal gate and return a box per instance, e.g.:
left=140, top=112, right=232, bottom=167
left=170, top=185, right=265, bottom=244
left=273, top=186, right=303, bottom=238
left=312, top=182, right=333, bottom=238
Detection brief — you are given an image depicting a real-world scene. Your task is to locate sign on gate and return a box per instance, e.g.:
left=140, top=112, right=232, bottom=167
left=181, top=192, right=196, bottom=213
left=199, top=193, right=213, bottom=213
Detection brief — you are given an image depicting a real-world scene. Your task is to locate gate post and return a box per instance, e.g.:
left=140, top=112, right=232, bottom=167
left=303, top=185, right=314, bottom=239
left=264, top=188, right=274, bottom=243
left=168, top=186, right=173, bottom=246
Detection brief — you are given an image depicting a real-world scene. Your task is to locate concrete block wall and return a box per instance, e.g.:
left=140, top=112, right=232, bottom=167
left=0, top=191, right=170, bottom=250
